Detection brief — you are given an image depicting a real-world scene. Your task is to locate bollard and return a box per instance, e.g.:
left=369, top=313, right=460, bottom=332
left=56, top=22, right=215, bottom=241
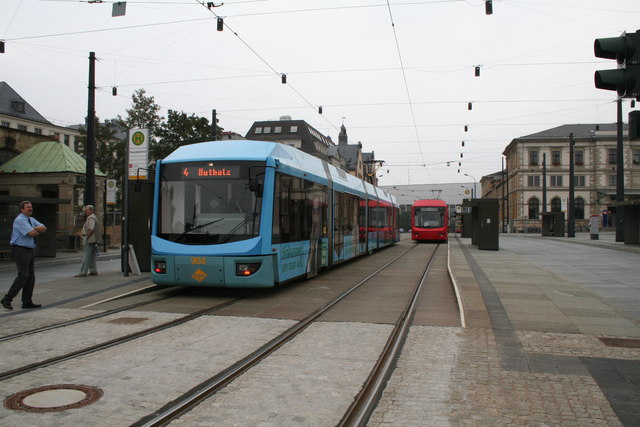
left=590, top=214, right=599, bottom=240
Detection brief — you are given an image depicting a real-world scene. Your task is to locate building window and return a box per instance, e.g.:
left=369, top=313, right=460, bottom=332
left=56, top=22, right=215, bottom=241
left=609, top=174, right=616, bottom=186
left=550, top=175, right=563, bottom=187
left=608, top=148, right=617, bottom=164
left=633, top=149, right=640, bottom=165
left=550, top=197, right=562, bottom=212
left=11, top=100, right=26, bottom=113
left=575, top=197, right=585, bottom=220
left=34, top=128, right=42, bottom=135
left=274, top=126, right=282, bottom=134
left=551, top=150, right=561, bottom=166
left=1, top=121, right=10, bottom=127
left=528, top=197, right=540, bottom=219
left=17, top=124, right=27, bottom=131
left=575, top=150, right=584, bottom=166
left=573, top=175, right=586, bottom=187
left=255, top=127, right=263, bottom=134
left=527, top=175, right=540, bottom=187
left=290, top=126, right=298, bottom=133
left=64, top=134, right=70, bottom=145
left=263, top=127, right=271, bottom=134
left=529, top=150, right=538, bottom=165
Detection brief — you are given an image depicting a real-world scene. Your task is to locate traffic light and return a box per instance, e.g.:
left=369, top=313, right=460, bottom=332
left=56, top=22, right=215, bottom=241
left=594, top=30, right=640, bottom=99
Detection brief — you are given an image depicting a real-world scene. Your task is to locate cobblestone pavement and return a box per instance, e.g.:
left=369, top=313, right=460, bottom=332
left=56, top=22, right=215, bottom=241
left=368, top=235, right=639, bottom=426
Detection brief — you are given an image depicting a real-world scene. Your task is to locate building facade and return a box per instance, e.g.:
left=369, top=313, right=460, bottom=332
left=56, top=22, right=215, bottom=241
left=502, top=123, right=640, bottom=232
left=0, top=82, right=80, bottom=163
left=245, top=118, right=334, bottom=162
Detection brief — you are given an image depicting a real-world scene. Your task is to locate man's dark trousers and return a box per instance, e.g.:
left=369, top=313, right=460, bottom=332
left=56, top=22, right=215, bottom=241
left=6, top=246, right=35, bottom=303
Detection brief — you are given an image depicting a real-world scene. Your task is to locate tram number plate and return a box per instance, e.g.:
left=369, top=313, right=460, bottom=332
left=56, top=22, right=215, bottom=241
left=191, top=257, right=206, bottom=265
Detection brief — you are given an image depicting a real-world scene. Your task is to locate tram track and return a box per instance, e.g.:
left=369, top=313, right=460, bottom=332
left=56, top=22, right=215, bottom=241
left=339, top=244, right=439, bottom=426
left=0, top=287, right=177, bottom=344
left=0, top=289, right=260, bottom=382
left=0, top=274, right=151, bottom=320
left=0, top=240, right=455, bottom=426
left=132, top=243, right=435, bottom=427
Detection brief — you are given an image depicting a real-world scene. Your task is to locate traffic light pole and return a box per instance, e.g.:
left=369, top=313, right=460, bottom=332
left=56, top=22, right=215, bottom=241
left=615, top=98, right=625, bottom=242
left=568, top=133, right=575, bottom=238
left=86, top=51, right=96, bottom=206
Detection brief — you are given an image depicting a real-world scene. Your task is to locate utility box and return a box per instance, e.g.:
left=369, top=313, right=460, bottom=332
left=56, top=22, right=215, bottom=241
left=476, top=199, right=499, bottom=250
left=125, top=179, right=154, bottom=272
left=461, top=212, right=473, bottom=238
left=541, top=212, right=565, bottom=237
left=624, top=205, right=640, bottom=244
left=590, top=214, right=599, bottom=240
left=463, top=198, right=499, bottom=250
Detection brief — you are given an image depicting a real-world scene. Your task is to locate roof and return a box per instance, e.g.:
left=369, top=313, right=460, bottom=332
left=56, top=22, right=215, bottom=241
left=337, top=144, right=360, bottom=170
left=0, top=82, right=51, bottom=125
left=0, top=141, right=105, bottom=175
left=519, top=123, right=626, bottom=139
left=245, top=119, right=334, bottom=147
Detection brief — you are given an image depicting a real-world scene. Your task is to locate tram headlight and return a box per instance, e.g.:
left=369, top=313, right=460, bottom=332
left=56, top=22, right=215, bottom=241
left=154, top=261, right=167, bottom=274
left=236, top=262, right=261, bottom=276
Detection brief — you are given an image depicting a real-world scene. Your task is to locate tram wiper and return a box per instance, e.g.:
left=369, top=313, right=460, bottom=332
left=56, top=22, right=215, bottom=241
left=171, top=218, right=224, bottom=242
left=220, top=213, right=258, bottom=243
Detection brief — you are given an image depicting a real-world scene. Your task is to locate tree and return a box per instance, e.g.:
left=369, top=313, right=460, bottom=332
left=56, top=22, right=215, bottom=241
left=76, top=117, right=121, bottom=180
left=153, top=110, right=215, bottom=160
left=117, top=88, right=162, bottom=131
left=116, top=88, right=163, bottom=163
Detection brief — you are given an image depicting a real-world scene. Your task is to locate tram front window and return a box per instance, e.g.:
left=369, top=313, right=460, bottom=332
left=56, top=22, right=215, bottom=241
left=158, top=161, right=265, bottom=244
left=414, top=207, right=444, bottom=229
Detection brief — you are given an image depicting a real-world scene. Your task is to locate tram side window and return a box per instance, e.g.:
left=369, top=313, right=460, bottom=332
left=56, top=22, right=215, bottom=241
left=273, top=173, right=328, bottom=244
left=307, top=182, right=328, bottom=240
left=334, top=192, right=361, bottom=244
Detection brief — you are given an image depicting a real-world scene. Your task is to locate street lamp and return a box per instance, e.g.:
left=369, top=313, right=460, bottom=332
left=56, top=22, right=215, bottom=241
left=464, top=173, right=477, bottom=199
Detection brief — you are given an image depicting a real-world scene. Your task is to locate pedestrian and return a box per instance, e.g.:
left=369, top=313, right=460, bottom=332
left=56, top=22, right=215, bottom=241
left=1, top=201, right=47, bottom=310
left=75, top=204, right=101, bottom=277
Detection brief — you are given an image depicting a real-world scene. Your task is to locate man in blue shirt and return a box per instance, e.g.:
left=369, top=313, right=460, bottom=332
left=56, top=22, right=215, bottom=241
left=1, top=201, right=47, bottom=310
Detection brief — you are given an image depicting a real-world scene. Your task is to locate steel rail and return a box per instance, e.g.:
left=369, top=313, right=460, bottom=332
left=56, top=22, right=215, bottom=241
left=0, top=290, right=259, bottom=382
left=0, top=286, right=174, bottom=343
left=338, top=243, right=440, bottom=427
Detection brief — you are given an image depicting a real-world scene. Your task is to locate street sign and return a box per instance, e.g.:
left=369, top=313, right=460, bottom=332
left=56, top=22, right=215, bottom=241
left=106, top=179, right=118, bottom=204
left=128, top=128, right=149, bottom=180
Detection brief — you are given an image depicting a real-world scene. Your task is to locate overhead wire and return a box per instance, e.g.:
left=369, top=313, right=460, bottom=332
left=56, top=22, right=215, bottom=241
left=384, top=0, right=432, bottom=182
left=193, top=0, right=339, bottom=131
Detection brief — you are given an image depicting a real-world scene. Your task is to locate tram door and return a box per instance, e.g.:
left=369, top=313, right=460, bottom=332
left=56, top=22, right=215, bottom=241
left=306, top=188, right=326, bottom=278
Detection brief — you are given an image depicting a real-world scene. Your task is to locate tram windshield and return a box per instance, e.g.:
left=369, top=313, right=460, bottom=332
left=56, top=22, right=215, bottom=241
left=414, top=206, right=445, bottom=229
left=158, top=161, right=265, bottom=244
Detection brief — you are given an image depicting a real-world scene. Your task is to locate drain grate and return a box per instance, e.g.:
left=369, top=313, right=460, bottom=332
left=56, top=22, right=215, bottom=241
left=4, top=384, right=103, bottom=413
left=107, top=317, right=148, bottom=324
left=599, top=337, right=640, bottom=348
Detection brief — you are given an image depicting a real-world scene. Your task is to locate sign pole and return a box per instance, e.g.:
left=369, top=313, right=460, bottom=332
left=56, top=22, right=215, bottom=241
left=123, top=130, right=130, bottom=277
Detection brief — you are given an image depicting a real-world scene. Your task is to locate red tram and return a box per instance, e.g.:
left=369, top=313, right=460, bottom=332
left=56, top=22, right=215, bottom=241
left=411, top=199, right=448, bottom=242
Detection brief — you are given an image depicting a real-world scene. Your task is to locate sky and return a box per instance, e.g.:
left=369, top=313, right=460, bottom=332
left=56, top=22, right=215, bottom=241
left=1, top=0, right=639, bottom=187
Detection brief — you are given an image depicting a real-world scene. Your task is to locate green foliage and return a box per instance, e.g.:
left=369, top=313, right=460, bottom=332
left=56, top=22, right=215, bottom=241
left=116, top=88, right=162, bottom=132
left=76, top=88, right=228, bottom=210
left=76, top=117, right=122, bottom=180
left=152, top=109, right=215, bottom=160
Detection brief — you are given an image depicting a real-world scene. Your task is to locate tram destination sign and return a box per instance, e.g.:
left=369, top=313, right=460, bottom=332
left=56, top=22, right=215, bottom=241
left=180, top=164, right=241, bottom=179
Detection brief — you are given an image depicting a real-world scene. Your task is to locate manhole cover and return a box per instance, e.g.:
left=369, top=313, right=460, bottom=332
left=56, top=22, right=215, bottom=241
left=4, top=384, right=103, bottom=413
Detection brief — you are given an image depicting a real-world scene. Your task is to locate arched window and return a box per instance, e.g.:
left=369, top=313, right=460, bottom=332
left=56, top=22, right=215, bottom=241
left=575, top=197, right=585, bottom=219
left=551, top=197, right=562, bottom=212
left=528, top=197, right=540, bottom=219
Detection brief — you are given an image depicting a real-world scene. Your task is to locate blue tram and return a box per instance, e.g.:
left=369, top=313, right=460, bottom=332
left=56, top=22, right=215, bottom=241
left=150, top=140, right=399, bottom=287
